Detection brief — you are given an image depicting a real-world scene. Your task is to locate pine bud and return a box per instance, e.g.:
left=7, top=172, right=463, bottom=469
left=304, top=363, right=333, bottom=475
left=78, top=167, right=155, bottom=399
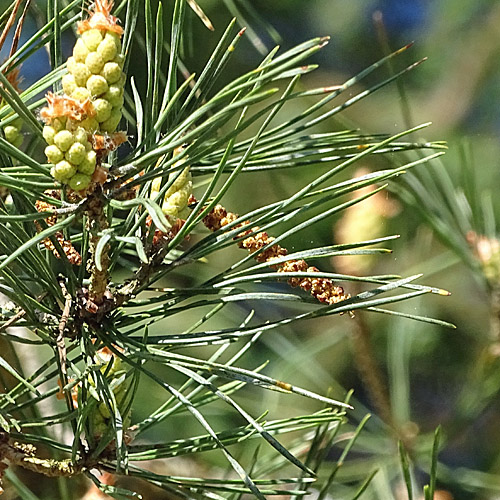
left=162, top=167, right=193, bottom=219
left=65, top=142, right=87, bottom=165
left=73, top=38, right=90, bottom=62
left=78, top=151, right=97, bottom=175
left=73, top=127, right=89, bottom=145
left=62, top=74, right=77, bottom=95
left=151, top=147, right=193, bottom=221
left=97, top=36, right=118, bottom=62
left=72, top=61, right=91, bottom=87
left=4, top=125, right=20, bottom=143
left=2, top=70, right=24, bottom=148
left=81, top=28, right=103, bottom=52
left=53, top=160, right=77, bottom=181
left=101, top=62, right=121, bottom=84
left=100, top=108, right=121, bottom=132
left=93, top=98, right=112, bottom=122
left=68, top=173, right=91, bottom=191
left=54, top=130, right=75, bottom=152
left=45, top=144, right=64, bottom=164
left=87, top=75, right=108, bottom=97
left=85, top=52, right=105, bottom=74
left=43, top=125, right=57, bottom=144
left=104, top=85, right=124, bottom=107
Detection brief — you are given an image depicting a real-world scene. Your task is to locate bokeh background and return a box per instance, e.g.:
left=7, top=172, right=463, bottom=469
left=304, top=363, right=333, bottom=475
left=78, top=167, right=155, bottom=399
left=191, top=3, right=500, bottom=499
left=2, top=0, right=500, bottom=499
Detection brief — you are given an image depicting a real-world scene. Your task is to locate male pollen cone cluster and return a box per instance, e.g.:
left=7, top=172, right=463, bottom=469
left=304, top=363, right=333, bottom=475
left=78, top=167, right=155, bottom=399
left=201, top=202, right=351, bottom=305
left=41, top=0, right=126, bottom=193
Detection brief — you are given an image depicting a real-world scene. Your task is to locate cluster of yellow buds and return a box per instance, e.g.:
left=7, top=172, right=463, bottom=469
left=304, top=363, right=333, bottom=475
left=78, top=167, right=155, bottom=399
left=64, top=23, right=125, bottom=133
left=41, top=0, right=125, bottom=192
left=151, top=167, right=193, bottom=220
left=150, top=146, right=193, bottom=221
left=41, top=93, right=97, bottom=191
left=4, top=116, right=23, bottom=148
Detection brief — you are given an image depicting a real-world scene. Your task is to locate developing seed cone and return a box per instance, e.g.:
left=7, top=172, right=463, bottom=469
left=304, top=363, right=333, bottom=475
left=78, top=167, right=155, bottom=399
left=334, top=168, right=400, bottom=276
left=90, top=346, right=131, bottom=438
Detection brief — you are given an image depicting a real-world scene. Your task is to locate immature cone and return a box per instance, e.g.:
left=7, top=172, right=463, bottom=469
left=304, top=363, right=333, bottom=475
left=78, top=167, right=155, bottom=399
left=334, top=167, right=400, bottom=276
left=57, top=346, right=131, bottom=437
left=3, top=116, right=23, bottom=148
left=467, top=231, right=500, bottom=285
left=41, top=0, right=126, bottom=192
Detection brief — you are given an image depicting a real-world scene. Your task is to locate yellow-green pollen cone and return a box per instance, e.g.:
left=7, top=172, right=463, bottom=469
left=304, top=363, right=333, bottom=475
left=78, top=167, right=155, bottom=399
left=150, top=152, right=193, bottom=221
left=41, top=103, right=96, bottom=191
left=3, top=116, right=23, bottom=148
left=41, top=0, right=126, bottom=192
left=66, top=27, right=125, bottom=135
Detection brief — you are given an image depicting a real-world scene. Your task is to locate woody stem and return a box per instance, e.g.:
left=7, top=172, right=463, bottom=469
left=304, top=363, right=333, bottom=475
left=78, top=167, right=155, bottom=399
left=87, top=189, right=109, bottom=306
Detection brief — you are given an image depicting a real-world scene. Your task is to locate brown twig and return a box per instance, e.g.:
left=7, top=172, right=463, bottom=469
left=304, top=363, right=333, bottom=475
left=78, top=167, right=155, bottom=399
left=87, top=190, right=110, bottom=308
left=0, top=430, right=85, bottom=479
left=57, top=281, right=71, bottom=375
left=352, top=309, right=394, bottom=428
left=0, top=308, right=26, bottom=333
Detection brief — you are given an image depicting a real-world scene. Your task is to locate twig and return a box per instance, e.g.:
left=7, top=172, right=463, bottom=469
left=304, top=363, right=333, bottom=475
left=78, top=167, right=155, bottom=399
left=57, top=280, right=71, bottom=377
left=87, top=190, right=110, bottom=307
left=55, top=280, right=75, bottom=414
left=0, top=291, right=48, bottom=333
left=351, top=309, right=394, bottom=428
left=0, top=308, right=26, bottom=333
left=0, top=430, right=85, bottom=478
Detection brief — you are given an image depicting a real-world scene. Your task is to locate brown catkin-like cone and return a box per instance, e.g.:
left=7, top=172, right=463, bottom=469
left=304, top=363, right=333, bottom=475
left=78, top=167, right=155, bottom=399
left=200, top=201, right=350, bottom=305
left=35, top=196, right=82, bottom=266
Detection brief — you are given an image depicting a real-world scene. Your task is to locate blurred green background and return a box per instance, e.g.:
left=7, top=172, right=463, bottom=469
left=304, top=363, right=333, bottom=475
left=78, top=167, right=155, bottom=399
left=192, top=2, right=500, bottom=499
